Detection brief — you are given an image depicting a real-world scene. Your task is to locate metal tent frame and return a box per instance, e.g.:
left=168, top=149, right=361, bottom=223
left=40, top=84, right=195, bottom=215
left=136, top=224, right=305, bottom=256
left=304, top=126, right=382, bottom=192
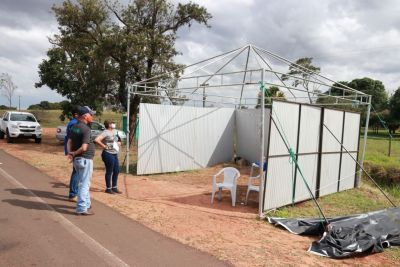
left=125, top=44, right=371, bottom=217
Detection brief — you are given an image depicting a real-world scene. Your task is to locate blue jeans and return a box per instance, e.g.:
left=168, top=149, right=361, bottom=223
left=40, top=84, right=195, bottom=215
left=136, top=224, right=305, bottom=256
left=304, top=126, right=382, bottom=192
left=68, top=167, right=79, bottom=198
left=101, top=151, right=120, bottom=189
left=73, top=157, right=93, bottom=213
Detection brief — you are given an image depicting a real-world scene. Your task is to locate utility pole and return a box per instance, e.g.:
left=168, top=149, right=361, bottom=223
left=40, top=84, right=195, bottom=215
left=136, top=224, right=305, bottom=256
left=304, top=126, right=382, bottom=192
left=18, top=96, right=21, bottom=110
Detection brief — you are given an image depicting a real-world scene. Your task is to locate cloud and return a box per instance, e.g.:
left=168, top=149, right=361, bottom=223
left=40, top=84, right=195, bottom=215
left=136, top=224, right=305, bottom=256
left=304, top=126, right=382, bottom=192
left=1, top=0, right=400, bottom=108
left=175, top=0, right=400, bottom=92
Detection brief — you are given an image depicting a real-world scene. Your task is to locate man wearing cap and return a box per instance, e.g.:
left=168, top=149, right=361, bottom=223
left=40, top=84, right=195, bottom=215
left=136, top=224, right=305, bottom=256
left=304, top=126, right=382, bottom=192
left=67, top=106, right=96, bottom=215
left=64, top=105, right=80, bottom=202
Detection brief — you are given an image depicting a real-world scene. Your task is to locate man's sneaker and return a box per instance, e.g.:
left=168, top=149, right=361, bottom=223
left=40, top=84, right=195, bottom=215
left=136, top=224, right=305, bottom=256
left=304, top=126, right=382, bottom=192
left=69, top=196, right=77, bottom=202
left=112, top=188, right=122, bottom=194
left=105, top=189, right=114, bottom=194
left=76, top=211, right=94, bottom=216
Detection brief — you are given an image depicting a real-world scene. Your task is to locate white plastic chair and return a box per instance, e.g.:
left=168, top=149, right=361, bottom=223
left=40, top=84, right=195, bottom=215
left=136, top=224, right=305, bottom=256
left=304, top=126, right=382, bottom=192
left=245, top=163, right=263, bottom=205
left=211, top=167, right=241, bottom=207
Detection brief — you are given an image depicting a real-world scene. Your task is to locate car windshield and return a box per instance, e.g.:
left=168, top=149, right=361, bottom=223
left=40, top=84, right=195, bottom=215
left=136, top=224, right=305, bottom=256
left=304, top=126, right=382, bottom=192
left=10, top=114, right=37, bottom=122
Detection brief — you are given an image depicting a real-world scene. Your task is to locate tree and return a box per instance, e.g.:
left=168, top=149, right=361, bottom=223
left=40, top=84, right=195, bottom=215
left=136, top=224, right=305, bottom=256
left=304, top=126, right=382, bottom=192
left=281, top=57, right=320, bottom=103
left=348, top=78, right=388, bottom=111
left=0, top=105, right=16, bottom=110
left=36, top=0, right=113, bottom=118
left=255, top=86, right=286, bottom=108
left=316, top=81, right=350, bottom=104
left=28, top=101, right=64, bottom=110
left=0, top=73, right=17, bottom=108
left=389, top=87, right=400, bottom=119
left=36, top=0, right=212, bottom=140
left=107, top=0, right=211, bottom=139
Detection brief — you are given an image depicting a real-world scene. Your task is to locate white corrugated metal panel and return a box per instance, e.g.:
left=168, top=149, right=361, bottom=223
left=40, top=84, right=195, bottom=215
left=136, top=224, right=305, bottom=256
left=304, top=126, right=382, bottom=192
left=319, top=154, right=341, bottom=196
left=194, top=107, right=235, bottom=166
left=293, top=105, right=321, bottom=202
left=137, top=104, right=235, bottom=174
left=318, top=109, right=343, bottom=197
left=338, top=112, right=360, bottom=192
left=235, top=109, right=270, bottom=163
left=269, top=101, right=300, bottom=156
left=298, top=105, right=321, bottom=154
left=138, top=104, right=196, bottom=174
left=264, top=101, right=300, bottom=210
left=343, top=112, right=360, bottom=151
left=263, top=156, right=296, bottom=210
left=294, top=154, right=319, bottom=202
left=322, top=109, right=343, bottom=152
left=339, top=153, right=357, bottom=191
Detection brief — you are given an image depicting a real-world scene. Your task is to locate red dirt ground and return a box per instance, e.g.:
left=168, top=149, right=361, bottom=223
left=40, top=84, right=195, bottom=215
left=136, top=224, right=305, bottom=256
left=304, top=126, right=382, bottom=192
left=0, top=128, right=395, bottom=266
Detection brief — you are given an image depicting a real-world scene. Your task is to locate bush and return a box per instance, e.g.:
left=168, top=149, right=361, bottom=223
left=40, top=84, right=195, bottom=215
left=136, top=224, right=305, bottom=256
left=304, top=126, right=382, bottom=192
left=0, top=105, right=16, bottom=110
left=364, top=162, right=400, bottom=185
left=386, top=167, right=400, bottom=184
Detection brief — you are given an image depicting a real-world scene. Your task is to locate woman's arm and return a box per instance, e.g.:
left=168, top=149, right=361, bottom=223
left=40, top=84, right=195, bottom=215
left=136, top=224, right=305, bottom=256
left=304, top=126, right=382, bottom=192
left=94, top=134, right=107, bottom=149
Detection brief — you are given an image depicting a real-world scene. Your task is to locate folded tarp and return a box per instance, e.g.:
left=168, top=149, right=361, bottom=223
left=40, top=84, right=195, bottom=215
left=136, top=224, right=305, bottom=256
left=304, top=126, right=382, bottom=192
left=268, top=208, right=400, bottom=258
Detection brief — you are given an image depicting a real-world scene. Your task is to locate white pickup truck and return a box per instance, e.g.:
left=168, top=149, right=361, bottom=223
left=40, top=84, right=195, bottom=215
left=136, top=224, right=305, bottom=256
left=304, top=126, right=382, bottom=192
left=0, top=111, right=42, bottom=143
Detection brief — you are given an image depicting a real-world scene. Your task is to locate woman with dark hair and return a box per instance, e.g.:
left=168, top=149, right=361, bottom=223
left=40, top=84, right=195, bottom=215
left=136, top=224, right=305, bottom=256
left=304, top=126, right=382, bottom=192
left=94, top=120, right=122, bottom=194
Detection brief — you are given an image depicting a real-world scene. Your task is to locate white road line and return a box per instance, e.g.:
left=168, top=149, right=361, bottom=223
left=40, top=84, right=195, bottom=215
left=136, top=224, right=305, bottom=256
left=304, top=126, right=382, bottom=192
left=0, top=167, right=130, bottom=267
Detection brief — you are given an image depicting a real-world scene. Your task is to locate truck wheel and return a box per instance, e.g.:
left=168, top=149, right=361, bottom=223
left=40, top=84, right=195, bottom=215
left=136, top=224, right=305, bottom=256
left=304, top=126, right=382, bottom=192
left=35, top=138, right=42, bottom=144
left=6, top=129, right=13, bottom=143
left=0, top=130, right=4, bottom=139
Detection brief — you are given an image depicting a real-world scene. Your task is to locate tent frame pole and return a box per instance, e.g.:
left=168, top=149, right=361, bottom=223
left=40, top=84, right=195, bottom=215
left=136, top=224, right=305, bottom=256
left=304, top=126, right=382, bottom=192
left=126, top=86, right=131, bottom=174
left=357, top=95, right=371, bottom=187
left=259, top=68, right=265, bottom=218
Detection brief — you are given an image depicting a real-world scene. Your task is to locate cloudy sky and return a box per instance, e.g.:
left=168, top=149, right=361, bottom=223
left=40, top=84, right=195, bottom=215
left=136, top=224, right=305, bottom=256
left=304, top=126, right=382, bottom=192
left=1, top=0, right=400, bottom=108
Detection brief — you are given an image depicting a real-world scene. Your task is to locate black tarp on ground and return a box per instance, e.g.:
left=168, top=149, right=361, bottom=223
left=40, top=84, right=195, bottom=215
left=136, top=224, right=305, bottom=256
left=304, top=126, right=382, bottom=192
left=268, top=208, right=400, bottom=258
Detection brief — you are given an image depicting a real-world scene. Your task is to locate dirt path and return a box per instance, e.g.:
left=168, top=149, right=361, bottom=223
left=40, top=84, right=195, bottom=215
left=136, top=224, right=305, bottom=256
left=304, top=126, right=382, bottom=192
left=0, top=128, right=395, bottom=266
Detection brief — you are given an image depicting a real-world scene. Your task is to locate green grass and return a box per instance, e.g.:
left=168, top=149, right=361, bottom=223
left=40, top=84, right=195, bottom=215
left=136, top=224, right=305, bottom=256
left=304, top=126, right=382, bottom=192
left=364, top=128, right=400, bottom=139
left=0, top=109, right=125, bottom=128
left=362, top=136, right=400, bottom=169
left=267, top=179, right=396, bottom=219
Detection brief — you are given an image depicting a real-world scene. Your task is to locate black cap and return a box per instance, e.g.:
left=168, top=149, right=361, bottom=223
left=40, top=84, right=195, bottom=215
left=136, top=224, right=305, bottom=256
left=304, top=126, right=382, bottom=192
left=71, top=105, right=81, bottom=115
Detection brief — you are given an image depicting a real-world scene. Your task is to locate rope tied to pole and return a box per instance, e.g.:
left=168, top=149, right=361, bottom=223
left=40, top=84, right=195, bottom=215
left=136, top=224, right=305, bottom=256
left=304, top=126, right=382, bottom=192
left=258, top=81, right=329, bottom=228
left=288, top=148, right=296, bottom=205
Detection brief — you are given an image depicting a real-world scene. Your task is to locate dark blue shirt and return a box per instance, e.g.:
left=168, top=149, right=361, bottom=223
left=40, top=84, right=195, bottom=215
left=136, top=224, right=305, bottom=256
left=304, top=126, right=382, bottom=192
left=64, top=118, right=78, bottom=155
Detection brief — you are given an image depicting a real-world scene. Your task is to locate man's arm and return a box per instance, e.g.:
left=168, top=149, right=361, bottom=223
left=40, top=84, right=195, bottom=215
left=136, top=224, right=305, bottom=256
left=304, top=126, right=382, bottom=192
left=71, top=144, right=88, bottom=156
left=67, top=136, right=88, bottom=158
left=67, top=138, right=73, bottom=161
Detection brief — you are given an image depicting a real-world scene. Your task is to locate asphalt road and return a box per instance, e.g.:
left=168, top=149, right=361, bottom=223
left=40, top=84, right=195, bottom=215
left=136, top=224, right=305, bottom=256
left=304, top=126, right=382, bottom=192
left=0, top=149, right=230, bottom=267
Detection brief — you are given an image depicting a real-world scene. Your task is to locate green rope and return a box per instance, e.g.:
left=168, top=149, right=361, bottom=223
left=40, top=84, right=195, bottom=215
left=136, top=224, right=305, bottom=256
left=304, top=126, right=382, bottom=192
left=371, top=105, right=393, bottom=139
left=289, top=148, right=296, bottom=205
left=260, top=81, right=326, bottom=225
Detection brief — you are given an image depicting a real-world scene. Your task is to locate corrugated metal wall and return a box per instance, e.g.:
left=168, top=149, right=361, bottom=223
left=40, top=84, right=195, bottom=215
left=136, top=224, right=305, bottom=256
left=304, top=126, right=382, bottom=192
left=137, top=102, right=361, bottom=211
left=263, top=102, right=300, bottom=210
left=235, top=109, right=270, bottom=164
left=319, top=109, right=344, bottom=196
left=294, top=105, right=321, bottom=203
left=339, top=112, right=360, bottom=191
left=263, top=102, right=361, bottom=211
left=137, top=103, right=235, bottom=174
